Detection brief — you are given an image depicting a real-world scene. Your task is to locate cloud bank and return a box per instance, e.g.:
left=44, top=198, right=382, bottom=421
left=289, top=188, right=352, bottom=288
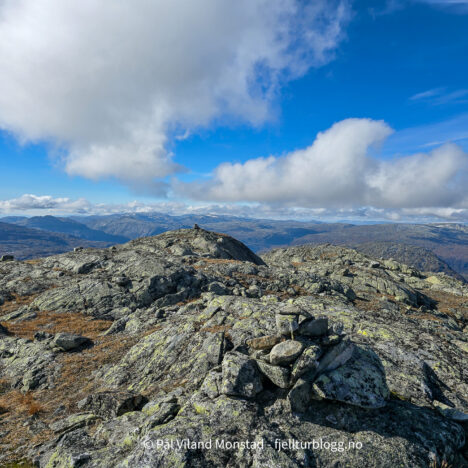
left=0, top=0, right=350, bottom=187
left=179, top=118, right=468, bottom=210
left=1, top=193, right=468, bottom=223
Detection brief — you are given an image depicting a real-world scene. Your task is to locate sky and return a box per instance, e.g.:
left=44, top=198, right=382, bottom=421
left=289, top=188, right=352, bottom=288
left=0, top=0, right=467, bottom=222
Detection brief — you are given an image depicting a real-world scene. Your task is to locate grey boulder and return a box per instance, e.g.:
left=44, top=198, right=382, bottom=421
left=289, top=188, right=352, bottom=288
left=51, top=333, right=92, bottom=351
left=221, top=352, right=263, bottom=398
left=313, top=346, right=390, bottom=409
left=270, top=340, right=304, bottom=366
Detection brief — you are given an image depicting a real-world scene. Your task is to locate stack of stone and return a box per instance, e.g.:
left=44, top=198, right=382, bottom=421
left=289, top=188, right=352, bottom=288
left=220, top=303, right=389, bottom=413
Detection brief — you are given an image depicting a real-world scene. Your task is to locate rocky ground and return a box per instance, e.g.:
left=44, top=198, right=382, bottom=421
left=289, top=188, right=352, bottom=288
left=0, top=227, right=467, bottom=467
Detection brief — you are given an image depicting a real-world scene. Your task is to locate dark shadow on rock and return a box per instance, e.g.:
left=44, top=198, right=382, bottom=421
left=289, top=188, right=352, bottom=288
left=255, top=345, right=465, bottom=466
left=422, top=361, right=455, bottom=407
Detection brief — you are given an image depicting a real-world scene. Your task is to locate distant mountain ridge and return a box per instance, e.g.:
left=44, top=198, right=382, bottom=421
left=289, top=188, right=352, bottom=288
left=0, top=221, right=110, bottom=259
left=0, top=213, right=466, bottom=280
left=354, top=242, right=466, bottom=282
left=2, top=215, right=129, bottom=243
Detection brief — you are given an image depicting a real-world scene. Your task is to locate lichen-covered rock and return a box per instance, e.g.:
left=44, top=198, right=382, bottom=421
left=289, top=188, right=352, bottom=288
left=49, top=413, right=98, bottom=435
left=275, top=313, right=298, bottom=336
left=51, top=332, right=92, bottom=351
left=316, top=339, right=355, bottom=374
left=0, top=228, right=466, bottom=467
left=0, top=336, right=56, bottom=391
left=256, top=359, right=290, bottom=388
left=291, top=344, right=322, bottom=382
left=77, top=391, right=147, bottom=419
left=221, top=352, right=263, bottom=398
left=269, top=340, right=304, bottom=366
left=246, top=334, right=281, bottom=350
left=312, top=346, right=390, bottom=408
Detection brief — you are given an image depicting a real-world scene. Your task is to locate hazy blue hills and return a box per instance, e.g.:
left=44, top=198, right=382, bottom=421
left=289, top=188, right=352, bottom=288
left=1, top=213, right=466, bottom=280
left=2, top=215, right=129, bottom=243
left=0, top=221, right=110, bottom=259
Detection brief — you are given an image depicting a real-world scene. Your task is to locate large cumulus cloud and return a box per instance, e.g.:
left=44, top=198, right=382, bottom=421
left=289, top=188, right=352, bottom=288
left=0, top=0, right=350, bottom=188
left=179, top=118, right=468, bottom=210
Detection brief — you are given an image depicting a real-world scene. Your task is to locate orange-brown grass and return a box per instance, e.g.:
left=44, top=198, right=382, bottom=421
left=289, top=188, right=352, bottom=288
left=409, top=313, right=444, bottom=322
left=0, top=293, right=37, bottom=316
left=319, top=251, right=342, bottom=261
left=1, top=311, right=112, bottom=340
left=55, top=334, right=139, bottom=410
left=423, top=289, right=468, bottom=322
left=0, top=315, right=144, bottom=461
left=354, top=296, right=384, bottom=312
left=24, top=259, right=42, bottom=265
left=176, top=296, right=201, bottom=306
left=354, top=293, right=410, bottom=313
left=0, top=389, right=54, bottom=463
left=0, top=391, right=43, bottom=417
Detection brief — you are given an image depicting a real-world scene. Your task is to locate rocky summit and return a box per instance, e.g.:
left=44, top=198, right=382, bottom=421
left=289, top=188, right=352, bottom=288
left=0, top=227, right=467, bottom=467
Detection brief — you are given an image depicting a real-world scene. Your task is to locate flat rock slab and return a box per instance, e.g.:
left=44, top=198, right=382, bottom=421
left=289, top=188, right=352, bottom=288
left=246, top=335, right=282, bottom=350
left=313, top=346, right=390, bottom=409
left=270, top=340, right=304, bottom=366
left=316, top=339, right=355, bottom=374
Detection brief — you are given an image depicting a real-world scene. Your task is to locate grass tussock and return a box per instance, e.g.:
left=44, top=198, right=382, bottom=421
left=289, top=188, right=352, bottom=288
left=0, top=391, right=43, bottom=417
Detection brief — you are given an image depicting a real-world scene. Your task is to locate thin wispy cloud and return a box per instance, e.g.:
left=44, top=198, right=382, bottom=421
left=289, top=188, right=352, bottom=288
left=410, top=87, right=468, bottom=105
left=410, top=87, right=446, bottom=100
left=415, top=0, right=468, bottom=13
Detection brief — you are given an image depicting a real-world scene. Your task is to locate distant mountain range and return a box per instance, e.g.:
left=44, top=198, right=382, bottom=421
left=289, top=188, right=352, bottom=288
left=0, top=213, right=466, bottom=280
left=0, top=221, right=110, bottom=259
left=1, top=215, right=128, bottom=243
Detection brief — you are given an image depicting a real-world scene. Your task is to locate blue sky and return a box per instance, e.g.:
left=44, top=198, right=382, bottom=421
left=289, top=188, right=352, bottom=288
left=0, top=0, right=467, bottom=221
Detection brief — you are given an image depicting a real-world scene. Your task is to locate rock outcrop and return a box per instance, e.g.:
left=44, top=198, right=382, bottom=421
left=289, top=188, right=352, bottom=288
left=0, top=228, right=467, bottom=467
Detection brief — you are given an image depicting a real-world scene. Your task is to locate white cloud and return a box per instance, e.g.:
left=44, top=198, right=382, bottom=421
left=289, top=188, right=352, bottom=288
left=0, top=194, right=91, bottom=213
left=415, top=0, right=468, bottom=12
left=0, top=0, right=350, bottom=187
left=178, top=118, right=468, bottom=211
left=1, top=193, right=468, bottom=223
left=409, top=87, right=468, bottom=105
left=410, top=88, right=445, bottom=100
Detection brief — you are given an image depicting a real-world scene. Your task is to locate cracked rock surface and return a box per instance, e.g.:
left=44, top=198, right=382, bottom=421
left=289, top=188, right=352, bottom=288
left=0, top=228, right=467, bottom=467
